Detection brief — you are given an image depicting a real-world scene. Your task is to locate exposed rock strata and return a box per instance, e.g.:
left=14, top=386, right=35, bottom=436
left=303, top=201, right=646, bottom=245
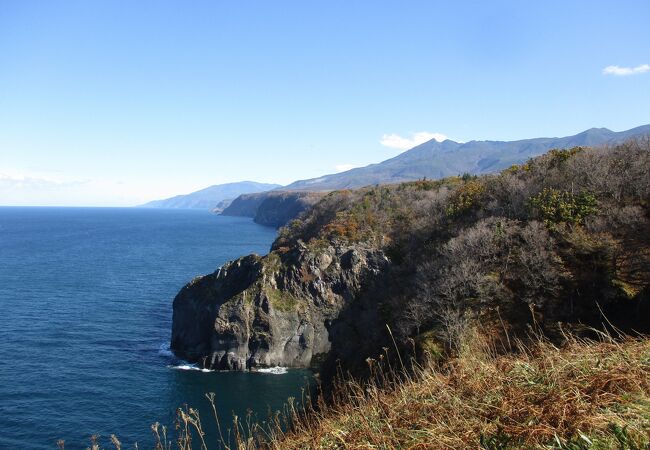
left=171, top=243, right=389, bottom=370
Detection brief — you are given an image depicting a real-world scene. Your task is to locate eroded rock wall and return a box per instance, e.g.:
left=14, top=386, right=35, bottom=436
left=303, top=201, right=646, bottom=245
left=171, top=244, right=388, bottom=370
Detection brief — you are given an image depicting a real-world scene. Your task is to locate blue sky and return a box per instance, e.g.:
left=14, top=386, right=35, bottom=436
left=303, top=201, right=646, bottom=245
left=1, top=0, right=649, bottom=206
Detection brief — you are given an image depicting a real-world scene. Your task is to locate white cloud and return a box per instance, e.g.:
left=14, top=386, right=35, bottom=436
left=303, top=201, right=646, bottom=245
left=602, top=64, right=650, bottom=76
left=380, top=131, right=448, bottom=150
left=334, top=163, right=358, bottom=172
left=0, top=171, right=87, bottom=189
left=0, top=169, right=221, bottom=207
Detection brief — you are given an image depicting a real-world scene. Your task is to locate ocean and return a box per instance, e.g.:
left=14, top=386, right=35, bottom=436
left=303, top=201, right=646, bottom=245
left=0, top=207, right=312, bottom=449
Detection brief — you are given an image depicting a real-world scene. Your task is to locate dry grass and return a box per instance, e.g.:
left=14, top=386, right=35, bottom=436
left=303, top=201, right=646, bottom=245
left=60, top=333, right=650, bottom=449
left=268, top=333, right=650, bottom=450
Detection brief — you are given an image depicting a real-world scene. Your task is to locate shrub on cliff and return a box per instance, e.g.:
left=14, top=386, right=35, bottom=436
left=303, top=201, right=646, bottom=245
left=529, top=188, right=598, bottom=227
left=274, top=139, right=650, bottom=352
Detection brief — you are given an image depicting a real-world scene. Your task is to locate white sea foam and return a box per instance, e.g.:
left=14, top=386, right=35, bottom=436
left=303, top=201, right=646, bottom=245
left=168, top=363, right=288, bottom=374
left=169, top=363, right=199, bottom=371
left=158, top=343, right=173, bottom=357
left=256, top=366, right=288, bottom=375
left=168, top=363, right=215, bottom=372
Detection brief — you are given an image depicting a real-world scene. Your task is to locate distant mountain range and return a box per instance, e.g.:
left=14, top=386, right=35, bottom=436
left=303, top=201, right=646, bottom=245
left=283, top=125, right=650, bottom=191
left=140, top=181, right=281, bottom=210
left=145, top=124, right=650, bottom=216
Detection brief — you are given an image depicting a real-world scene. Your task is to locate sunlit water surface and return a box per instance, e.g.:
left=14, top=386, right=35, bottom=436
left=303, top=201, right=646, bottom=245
left=0, top=207, right=312, bottom=449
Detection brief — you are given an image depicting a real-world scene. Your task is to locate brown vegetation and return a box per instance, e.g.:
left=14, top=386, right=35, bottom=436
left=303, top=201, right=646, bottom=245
left=274, top=139, right=650, bottom=352
left=273, top=333, right=650, bottom=450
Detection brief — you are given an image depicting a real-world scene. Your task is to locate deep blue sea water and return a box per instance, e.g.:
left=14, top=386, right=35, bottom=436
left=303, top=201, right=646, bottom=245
left=0, top=207, right=312, bottom=449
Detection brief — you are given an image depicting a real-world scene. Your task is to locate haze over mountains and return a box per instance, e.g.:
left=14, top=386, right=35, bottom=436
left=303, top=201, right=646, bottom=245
left=141, top=181, right=280, bottom=209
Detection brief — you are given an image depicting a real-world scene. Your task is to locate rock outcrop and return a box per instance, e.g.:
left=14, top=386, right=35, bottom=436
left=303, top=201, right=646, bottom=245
left=219, top=192, right=267, bottom=218
left=171, top=242, right=389, bottom=370
left=221, top=191, right=325, bottom=227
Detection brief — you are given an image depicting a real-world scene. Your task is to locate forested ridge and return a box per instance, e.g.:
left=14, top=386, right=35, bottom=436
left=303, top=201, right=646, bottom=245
left=273, top=140, right=650, bottom=358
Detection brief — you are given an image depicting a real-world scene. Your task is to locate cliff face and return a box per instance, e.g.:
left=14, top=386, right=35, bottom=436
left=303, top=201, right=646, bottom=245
left=221, top=191, right=325, bottom=227
left=171, top=243, right=389, bottom=370
left=219, top=193, right=267, bottom=218
left=253, top=192, right=324, bottom=227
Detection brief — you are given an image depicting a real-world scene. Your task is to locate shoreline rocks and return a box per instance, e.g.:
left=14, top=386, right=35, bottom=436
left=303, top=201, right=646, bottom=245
left=171, top=243, right=389, bottom=371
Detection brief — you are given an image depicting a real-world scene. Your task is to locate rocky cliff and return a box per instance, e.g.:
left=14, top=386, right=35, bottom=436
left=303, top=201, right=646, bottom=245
left=218, top=192, right=267, bottom=218
left=171, top=242, right=389, bottom=370
left=221, top=191, right=325, bottom=227
left=172, top=141, right=650, bottom=375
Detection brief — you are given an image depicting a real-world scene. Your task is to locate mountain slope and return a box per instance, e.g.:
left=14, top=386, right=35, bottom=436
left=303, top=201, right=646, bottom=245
left=284, top=124, right=650, bottom=191
left=140, top=181, right=281, bottom=209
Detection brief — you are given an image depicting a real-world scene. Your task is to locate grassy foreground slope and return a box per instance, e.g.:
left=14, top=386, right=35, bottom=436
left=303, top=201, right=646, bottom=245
left=274, top=335, right=650, bottom=449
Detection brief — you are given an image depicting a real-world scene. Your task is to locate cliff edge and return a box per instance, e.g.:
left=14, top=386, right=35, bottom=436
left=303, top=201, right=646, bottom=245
left=171, top=242, right=388, bottom=370
left=221, top=191, right=325, bottom=227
